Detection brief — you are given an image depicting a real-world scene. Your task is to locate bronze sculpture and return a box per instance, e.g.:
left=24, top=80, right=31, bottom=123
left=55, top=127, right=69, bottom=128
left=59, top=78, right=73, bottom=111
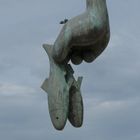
left=41, top=0, right=110, bottom=130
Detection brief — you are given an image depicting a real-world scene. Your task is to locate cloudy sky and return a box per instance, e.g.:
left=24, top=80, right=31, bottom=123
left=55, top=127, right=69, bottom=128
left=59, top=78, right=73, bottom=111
left=0, top=0, right=140, bottom=139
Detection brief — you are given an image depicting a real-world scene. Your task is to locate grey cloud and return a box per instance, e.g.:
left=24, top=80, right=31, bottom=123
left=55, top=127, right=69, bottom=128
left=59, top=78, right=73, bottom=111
left=0, top=0, right=140, bottom=140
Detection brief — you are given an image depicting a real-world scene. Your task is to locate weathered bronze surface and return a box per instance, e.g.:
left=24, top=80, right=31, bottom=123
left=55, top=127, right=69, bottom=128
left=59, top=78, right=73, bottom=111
left=52, top=0, right=110, bottom=65
left=41, top=0, right=110, bottom=130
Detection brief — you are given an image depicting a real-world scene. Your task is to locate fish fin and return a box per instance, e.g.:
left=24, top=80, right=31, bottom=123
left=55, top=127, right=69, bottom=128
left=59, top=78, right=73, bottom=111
left=41, top=78, right=49, bottom=94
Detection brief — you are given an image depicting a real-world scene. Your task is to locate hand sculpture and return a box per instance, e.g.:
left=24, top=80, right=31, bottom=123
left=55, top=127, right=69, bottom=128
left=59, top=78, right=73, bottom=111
left=52, top=0, right=110, bottom=65
left=41, top=0, right=110, bottom=130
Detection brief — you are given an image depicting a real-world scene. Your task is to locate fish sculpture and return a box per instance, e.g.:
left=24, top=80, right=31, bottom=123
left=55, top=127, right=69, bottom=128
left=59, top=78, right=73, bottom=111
left=41, top=44, right=83, bottom=130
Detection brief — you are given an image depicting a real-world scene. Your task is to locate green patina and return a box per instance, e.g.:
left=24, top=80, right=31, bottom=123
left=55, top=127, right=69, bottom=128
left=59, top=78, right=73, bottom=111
left=41, top=0, right=110, bottom=130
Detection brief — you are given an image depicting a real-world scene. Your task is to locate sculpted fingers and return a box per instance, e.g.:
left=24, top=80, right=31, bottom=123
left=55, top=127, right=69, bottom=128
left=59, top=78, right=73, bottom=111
left=52, top=43, right=68, bottom=63
left=52, top=25, right=72, bottom=63
left=82, top=50, right=96, bottom=63
left=70, top=50, right=96, bottom=65
left=71, top=51, right=83, bottom=65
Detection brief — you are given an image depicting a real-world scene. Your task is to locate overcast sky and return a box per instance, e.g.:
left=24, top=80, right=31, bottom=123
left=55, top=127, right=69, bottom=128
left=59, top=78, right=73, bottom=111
left=0, top=0, right=140, bottom=140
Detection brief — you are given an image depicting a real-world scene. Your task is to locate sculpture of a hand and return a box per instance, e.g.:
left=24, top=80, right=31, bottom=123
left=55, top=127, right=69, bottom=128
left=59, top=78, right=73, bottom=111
left=52, top=0, right=110, bottom=65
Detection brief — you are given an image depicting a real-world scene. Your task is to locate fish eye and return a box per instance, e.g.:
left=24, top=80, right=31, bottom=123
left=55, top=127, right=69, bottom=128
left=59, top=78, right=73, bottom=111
left=56, top=117, right=59, bottom=120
